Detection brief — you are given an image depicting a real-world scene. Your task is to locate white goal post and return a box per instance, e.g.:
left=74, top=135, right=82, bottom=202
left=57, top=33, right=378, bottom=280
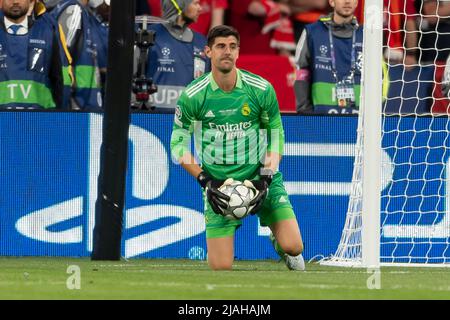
left=361, top=0, right=383, bottom=268
left=321, top=0, right=450, bottom=268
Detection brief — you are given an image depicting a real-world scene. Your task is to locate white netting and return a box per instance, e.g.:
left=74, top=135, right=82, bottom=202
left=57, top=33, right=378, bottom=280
left=322, top=0, right=450, bottom=267
left=321, top=104, right=364, bottom=267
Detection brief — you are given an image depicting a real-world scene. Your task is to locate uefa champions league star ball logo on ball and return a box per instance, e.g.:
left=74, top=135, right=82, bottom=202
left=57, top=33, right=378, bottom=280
left=218, top=180, right=255, bottom=220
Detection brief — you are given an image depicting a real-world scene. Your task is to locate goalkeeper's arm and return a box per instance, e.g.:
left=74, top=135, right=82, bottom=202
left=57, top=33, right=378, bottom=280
left=170, top=123, right=203, bottom=179
left=263, top=151, right=282, bottom=174
left=177, top=152, right=203, bottom=180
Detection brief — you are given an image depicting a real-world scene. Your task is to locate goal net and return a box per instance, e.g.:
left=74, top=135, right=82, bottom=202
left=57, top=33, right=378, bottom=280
left=321, top=0, right=450, bottom=267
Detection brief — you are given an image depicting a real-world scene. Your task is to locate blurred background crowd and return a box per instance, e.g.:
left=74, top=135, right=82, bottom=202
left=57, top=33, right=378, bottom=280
left=1, top=0, right=449, bottom=113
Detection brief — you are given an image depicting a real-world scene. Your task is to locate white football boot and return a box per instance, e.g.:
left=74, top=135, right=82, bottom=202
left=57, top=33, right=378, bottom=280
left=270, top=233, right=305, bottom=271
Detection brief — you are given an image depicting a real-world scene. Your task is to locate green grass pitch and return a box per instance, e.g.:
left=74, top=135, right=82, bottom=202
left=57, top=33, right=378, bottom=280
left=0, top=257, right=449, bottom=299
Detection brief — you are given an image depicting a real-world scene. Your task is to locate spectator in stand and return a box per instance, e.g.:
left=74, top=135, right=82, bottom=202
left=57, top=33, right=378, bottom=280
left=418, top=0, right=450, bottom=64
left=383, top=0, right=418, bottom=67
left=228, top=0, right=296, bottom=55
left=288, top=0, right=329, bottom=43
left=147, top=0, right=162, bottom=16
left=228, top=0, right=275, bottom=54
left=190, top=0, right=228, bottom=36
left=294, top=0, right=363, bottom=114
left=247, top=0, right=296, bottom=56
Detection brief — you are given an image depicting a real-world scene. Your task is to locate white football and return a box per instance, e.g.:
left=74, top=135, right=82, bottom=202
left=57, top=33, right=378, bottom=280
left=218, top=180, right=256, bottom=220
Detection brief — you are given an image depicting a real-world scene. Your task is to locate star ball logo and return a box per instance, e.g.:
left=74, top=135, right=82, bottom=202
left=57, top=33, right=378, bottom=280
left=162, top=47, right=171, bottom=58
left=320, top=45, right=328, bottom=56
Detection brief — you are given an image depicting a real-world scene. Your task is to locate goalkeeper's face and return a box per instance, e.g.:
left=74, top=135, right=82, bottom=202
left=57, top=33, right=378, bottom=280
left=330, top=0, right=358, bottom=18
left=205, top=36, right=240, bottom=74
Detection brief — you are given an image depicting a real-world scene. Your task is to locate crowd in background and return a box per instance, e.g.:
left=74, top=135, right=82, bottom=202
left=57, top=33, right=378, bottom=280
left=0, top=0, right=449, bottom=113
left=136, top=0, right=450, bottom=66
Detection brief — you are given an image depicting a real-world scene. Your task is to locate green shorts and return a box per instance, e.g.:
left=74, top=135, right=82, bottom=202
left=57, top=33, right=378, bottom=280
left=203, top=172, right=296, bottom=239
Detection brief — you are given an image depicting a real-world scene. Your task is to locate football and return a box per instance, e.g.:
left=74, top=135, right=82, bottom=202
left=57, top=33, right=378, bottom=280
left=218, top=180, right=256, bottom=220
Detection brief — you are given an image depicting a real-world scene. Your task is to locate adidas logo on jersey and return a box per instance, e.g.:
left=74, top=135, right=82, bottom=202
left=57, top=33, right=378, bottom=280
left=205, top=110, right=215, bottom=118
left=279, top=196, right=287, bottom=203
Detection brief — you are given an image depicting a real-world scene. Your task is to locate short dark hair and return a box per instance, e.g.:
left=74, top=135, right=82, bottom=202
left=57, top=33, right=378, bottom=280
left=207, top=25, right=240, bottom=47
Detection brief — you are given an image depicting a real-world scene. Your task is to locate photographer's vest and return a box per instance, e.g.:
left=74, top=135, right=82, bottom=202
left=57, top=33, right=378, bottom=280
left=146, top=24, right=210, bottom=109
left=90, top=15, right=108, bottom=70
left=53, top=0, right=102, bottom=110
left=0, top=14, right=56, bottom=109
left=306, top=18, right=363, bottom=114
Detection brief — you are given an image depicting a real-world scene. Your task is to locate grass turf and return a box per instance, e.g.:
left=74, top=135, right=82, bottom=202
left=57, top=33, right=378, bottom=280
left=0, top=257, right=449, bottom=299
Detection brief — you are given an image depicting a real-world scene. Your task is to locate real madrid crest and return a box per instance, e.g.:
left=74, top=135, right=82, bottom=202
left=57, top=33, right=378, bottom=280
left=241, top=103, right=251, bottom=116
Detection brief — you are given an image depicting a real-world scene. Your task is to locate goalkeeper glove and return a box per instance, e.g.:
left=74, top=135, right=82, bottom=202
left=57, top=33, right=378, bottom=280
left=197, top=171, right=232, bottom=215
left=244, top=168, right=274, bottom=215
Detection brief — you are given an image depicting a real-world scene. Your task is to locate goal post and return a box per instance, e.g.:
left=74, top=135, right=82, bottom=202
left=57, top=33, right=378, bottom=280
left=321, top=0, right=450, bottom=268
left=361, top=0, right=383, bottom=268
left=320, top=0, right=383, bottom=268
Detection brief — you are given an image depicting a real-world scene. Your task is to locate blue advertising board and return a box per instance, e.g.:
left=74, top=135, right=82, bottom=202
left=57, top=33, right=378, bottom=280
left=1, top=113, right=449, bottom=263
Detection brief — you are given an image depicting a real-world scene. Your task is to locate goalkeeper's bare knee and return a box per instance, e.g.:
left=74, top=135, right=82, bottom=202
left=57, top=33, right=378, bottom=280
left=281, top=242, right=303, bottom=257
left=284, top=247, right=303, bottom=257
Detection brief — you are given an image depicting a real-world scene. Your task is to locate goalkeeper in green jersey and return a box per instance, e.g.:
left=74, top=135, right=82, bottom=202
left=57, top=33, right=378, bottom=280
left=170, top=25, right=304, bottom=271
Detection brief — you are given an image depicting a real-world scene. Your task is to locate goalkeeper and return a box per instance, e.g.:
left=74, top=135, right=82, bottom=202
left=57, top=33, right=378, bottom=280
left=171, top=25, right=304, bottom=271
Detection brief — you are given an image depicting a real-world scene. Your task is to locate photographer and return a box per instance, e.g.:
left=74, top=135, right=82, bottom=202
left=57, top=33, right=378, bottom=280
left=294, top=0, right=362, bottom=114
left=0, top=0, right=64, bottom=110
left=89, top=0, right=110, bottom=94
left=52, top=0, right=103, bottom=111
left=144, top=0, right=210, bottom=110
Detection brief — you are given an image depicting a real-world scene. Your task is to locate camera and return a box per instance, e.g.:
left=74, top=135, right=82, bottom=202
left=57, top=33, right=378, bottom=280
left=132, top=24, right=157, bottom=110
left=135, top=29, right=155, bottom=49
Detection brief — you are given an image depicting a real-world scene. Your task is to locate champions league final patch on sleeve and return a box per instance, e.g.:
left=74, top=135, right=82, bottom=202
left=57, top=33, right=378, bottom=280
left=174, top=106, right=183, bottom=126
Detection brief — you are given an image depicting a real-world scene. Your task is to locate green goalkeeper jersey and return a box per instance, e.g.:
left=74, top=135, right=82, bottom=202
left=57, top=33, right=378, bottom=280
left=170, top=69, right=285, bottom=181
